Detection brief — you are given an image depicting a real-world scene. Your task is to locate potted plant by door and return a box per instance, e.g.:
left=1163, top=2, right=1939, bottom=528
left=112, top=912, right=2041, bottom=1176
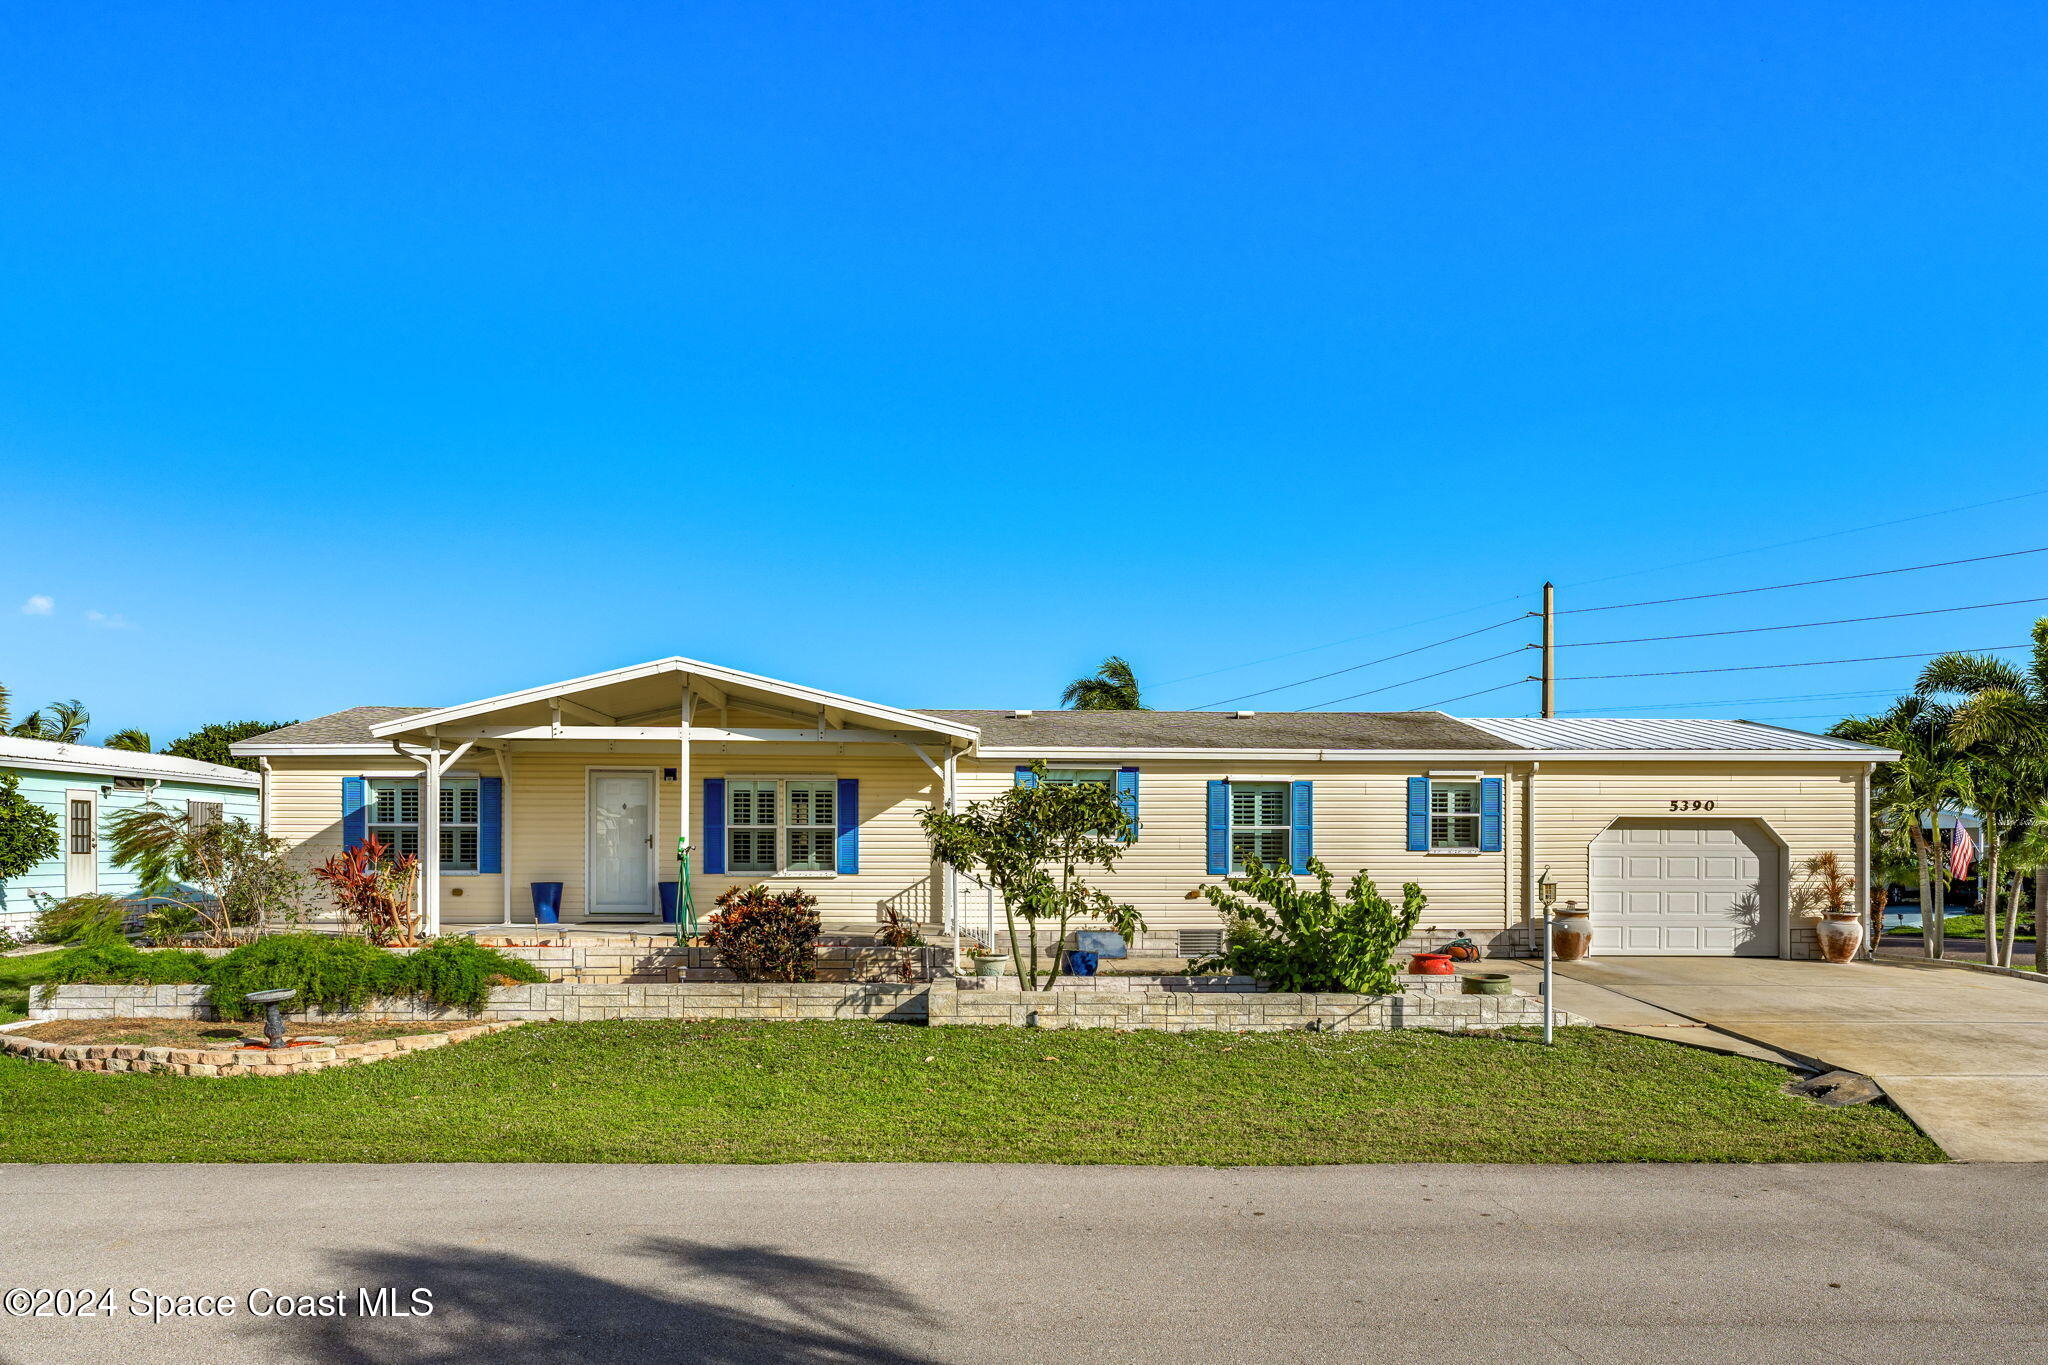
left=1801, top=852, right=1863, bottom=964
left=968, top=948, right=1007, bottom=978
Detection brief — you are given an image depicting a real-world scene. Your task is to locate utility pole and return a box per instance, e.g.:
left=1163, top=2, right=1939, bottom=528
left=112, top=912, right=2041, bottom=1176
left=1540, top=581, right=1556, bottom=718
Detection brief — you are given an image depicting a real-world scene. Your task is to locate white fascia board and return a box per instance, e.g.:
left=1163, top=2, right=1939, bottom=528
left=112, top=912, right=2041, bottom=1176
left=2, top=751, right=259, bottom=786
left=975, top=746, right=1900, bottom=763
left=365, top=656, right=981, bottom=744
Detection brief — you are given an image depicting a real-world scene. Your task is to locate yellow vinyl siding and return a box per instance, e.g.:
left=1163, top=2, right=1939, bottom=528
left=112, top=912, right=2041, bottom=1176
left=1523, top=761, right=1865, bottom=960
left=953, top=760, right=1514, bottom=937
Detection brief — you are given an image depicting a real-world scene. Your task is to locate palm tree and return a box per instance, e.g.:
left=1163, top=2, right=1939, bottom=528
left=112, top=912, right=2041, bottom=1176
left=8, top=698, right=89, bottom=742
left=102, top=728, right=152, bottom=753
left=1918, top=618, right=2048, bottom=969
left=1833, top=696, right=1967, bottom=959
left=0, top=681, right=9, bottom=729
left=1060, top=657, right=1147, bottom=711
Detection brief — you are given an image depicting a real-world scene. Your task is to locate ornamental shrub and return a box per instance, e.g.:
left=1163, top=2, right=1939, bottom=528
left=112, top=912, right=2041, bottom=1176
left=203, top=933, right=546, bottom=1019
left=401, top=936, right=547, bottom=1013
left=704, top=885, right=822, bottom=981
left=26, top=893, right=131, bottom=949
left=39, top=942, right=213, bottom=986
left=1190, top=857, right=1427, bottom=995
left=0, top=773, right=60, bottom=883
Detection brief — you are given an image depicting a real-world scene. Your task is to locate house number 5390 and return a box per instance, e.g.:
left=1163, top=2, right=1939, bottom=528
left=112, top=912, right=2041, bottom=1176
left=1668, top=799, right=1716, bottom=812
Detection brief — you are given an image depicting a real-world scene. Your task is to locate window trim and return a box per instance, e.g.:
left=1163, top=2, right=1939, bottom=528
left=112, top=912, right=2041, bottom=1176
left=1227, top=780, right=1292, bottom=873
left=722, top=773, right=842, bottom=879
left=365, top=772, right=485, bottom=875
left=1427, top=777, right=1484, bottom=853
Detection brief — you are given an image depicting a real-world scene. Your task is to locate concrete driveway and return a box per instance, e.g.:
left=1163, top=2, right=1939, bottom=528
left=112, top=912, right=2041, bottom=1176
left=1548, top=956, right=2048, bottom=1162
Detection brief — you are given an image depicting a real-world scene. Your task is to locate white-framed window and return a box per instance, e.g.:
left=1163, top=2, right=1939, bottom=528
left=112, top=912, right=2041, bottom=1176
left=1040, top=768, right=1114, bottom=788
left=1429, top=779, right=1482, bottom=850
left=728, top=778, right=838, bottom=874
left=1230, top=782, right=1291, bottom=872
left=367, top=776, right=480, bottom=872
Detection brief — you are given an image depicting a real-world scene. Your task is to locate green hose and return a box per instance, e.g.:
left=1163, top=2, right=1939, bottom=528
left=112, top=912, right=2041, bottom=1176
left=676, top=837, right=697, bottom=946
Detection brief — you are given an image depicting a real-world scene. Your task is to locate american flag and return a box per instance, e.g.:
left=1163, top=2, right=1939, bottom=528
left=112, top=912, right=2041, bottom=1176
left=1948, top=821, right=1977, bottom=882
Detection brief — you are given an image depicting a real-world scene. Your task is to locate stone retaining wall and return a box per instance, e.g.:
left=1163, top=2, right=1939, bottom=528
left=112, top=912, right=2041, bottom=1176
left=31, top=976, right=1573, bottom=1034
left=0, top=1019, right=527, bottom=1077
left=468, top=935, right=952, bottom=984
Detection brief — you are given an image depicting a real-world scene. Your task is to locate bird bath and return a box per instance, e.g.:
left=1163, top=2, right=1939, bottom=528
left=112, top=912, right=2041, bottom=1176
left=238, top=988, right=337, bottom=1050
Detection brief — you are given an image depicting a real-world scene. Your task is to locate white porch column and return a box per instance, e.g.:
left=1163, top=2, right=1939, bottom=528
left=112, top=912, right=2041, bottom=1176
left=943, top=746, right=959, bottom=963
left=677, top=678, right=695, bottom=941
left=420, top=739, right=442, bottom=937
left=497, top=746, right=514, bottom=927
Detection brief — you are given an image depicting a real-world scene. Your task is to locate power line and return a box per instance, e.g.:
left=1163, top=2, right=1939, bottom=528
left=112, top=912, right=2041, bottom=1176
left=1557, top=643, right=2030, bottom=684
left=1564, top=546, right=2048, bottom=617
left=1194, top=616, right=1525, bottom=709
left=1295, top=648, right=1528, bottom=711
left=1560, top=485, right=2048, bottom=592
left=1408, top=678, right=1530, bottom=711
left=1557, top=595, right=2048, bottom=648
left=1150, top=594, right=1534, bottom=691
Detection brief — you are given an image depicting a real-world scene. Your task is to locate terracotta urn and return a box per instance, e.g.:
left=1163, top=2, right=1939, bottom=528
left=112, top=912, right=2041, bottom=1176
left=1550, top=906, right=1593, bottom=962
left=1816, top=912, right=1864, bottom=964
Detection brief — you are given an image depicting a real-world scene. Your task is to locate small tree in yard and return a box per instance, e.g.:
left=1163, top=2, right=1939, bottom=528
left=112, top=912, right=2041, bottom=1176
left=0, top=772, right=61, bottom=884
left=313, top=834, right=423, bottom=946
left=919, top=762, right=1144, bottom=988
left=105, top=805, right=309, bottom=946
left=1190, top=858, right=1426, bottom=995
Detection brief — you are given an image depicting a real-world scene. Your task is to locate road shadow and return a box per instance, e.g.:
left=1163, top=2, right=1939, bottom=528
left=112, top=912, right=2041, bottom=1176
left=254, top=1235, right=943, bottom=1364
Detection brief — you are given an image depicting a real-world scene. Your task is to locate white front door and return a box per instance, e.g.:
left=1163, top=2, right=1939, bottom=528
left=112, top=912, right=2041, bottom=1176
left=65, top=789, right=99, bottom=896
left=587, top=770, right=655, bottom=916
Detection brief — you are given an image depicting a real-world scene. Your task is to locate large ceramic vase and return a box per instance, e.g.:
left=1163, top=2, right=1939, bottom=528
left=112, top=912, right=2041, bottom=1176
left=1816, top=913, right=1864, bottom=964
left=1550, top=908, right=1593, bottom=962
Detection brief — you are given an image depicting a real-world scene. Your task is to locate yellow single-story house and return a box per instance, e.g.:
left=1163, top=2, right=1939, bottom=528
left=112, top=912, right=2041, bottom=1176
left=231, top=656, right=1896, bottom=960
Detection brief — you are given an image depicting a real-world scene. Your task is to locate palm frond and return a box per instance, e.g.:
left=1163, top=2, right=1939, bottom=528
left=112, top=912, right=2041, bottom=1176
left=1919, top=652, right=2027, bottom=698
left=102, top=728, right=153, bottom=753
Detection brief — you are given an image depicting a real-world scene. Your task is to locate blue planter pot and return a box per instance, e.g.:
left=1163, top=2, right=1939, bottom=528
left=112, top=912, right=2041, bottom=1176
left=531, top=881, right=563, bottom=925
left=659, top=881, right=679, bottom=924
left=1065, top=950, right=1100, bottom=977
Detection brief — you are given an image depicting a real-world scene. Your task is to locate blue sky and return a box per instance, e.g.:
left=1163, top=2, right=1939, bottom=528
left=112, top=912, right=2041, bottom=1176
left=3, top=2, right=2046, bottom=743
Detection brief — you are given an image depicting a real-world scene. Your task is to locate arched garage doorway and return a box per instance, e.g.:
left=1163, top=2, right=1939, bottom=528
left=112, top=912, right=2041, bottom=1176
left=1589, top=819, right=1782, bottom=956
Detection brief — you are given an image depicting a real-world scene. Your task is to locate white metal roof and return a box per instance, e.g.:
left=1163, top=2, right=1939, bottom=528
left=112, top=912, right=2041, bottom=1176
left=1456, top=716, right=1892, bottom=754
left=0, top=735, right=260, bottom=786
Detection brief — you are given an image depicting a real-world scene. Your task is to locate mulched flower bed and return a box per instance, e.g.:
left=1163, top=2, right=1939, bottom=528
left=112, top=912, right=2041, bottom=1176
left=11, top=1018, right=455, bottom=1049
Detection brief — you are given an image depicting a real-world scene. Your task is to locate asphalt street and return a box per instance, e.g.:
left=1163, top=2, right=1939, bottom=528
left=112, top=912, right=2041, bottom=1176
left=1, top=1162, right=2042, bottom=1364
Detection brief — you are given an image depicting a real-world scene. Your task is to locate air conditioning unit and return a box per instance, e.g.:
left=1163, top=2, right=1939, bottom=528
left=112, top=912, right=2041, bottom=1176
left=1177, top=929, right=1224, bottom=958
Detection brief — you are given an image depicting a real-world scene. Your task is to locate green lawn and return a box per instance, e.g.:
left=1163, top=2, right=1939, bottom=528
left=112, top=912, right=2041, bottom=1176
left=0, top=1019, right=1941, bottom=1164
left=0, top=949, right=63, bottom=1024
left=1886, top=914, right=2035, bottom=940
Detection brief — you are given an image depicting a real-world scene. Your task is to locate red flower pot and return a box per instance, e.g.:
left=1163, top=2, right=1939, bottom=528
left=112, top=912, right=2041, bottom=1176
left=1408, top=952, right=1456, bottom=976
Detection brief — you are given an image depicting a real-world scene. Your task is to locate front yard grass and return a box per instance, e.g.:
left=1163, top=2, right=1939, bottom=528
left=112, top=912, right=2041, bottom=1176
left=0, top=1019, right=1941, bottom=1164
left=0, top=949, right=63, bottom=1024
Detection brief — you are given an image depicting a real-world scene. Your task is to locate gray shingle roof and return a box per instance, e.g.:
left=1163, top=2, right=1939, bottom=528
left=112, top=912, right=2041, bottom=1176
left=918, top=710, right=1508, bottom=750
left=236, top=708, right=432, bottom=747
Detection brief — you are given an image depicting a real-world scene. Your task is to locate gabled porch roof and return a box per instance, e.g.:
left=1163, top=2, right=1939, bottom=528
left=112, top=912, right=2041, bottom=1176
left=364, top=656, right=981, bottom=749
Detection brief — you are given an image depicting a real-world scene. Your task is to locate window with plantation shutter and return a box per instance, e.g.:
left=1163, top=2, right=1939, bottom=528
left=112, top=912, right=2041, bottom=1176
left=1429, top=779, right=1482, bottom=850
left=367, top=776, right=480, bottom=871
left=726, top=777, right=841, bottom=874
left=1229, top=782, right=1291, bottom=872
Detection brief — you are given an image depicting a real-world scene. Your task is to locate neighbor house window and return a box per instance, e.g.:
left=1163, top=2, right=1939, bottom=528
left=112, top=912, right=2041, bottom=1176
left=1429, top=779, right=1482, bottom=850
left=186, top=800, right=222, bottom=832
left=367, top=777, right=479, bottom=872
left=68, top=800, right=94, bottom=856
left=728, top=778, right=838, bottom=874
left=1230, top=782, right=1290, bottom=871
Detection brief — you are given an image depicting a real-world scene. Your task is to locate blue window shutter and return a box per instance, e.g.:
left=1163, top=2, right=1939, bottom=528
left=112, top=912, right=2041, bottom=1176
left=1480, top=777, right=1503, bottom=852
left=1406, top=777, right=1429, bottom=852
left=1014, top=765, right=1038, bottom=788
left=1116, top=767, right=1140, bottom=841
left=1206, top=781, right=1230, bottom=876
left=478, top=777, right=503, bottom=873
left=836, top=778, right=860, bottom=874
left=702, top=778, right=726, bottom=875
left=342, top=776, right=367, bottom=852
left=1291, top=781, right=1313, bottom=874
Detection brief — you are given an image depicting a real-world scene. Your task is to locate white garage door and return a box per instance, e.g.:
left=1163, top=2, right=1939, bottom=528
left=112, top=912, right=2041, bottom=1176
left=1589, top=821, right=1779, bottom=956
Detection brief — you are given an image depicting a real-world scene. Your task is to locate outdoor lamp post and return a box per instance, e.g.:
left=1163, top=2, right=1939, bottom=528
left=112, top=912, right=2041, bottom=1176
left=1537, top=870, right=1558, bottom=1046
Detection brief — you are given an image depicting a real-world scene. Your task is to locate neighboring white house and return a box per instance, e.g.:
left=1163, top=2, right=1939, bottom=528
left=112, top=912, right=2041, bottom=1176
left=0, top=737, right=261, bottom=930
left=232, top=655, right=1897, bottom=961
